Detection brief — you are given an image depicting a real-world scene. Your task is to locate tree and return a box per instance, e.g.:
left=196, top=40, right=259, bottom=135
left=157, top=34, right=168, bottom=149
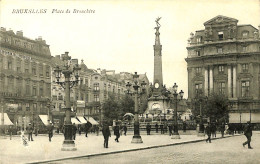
left=102, top=94, right=120, bottom=125
left=191, top=92, right=229, bottom=124
left=118, top=94, right=134, bottom=119
left=205, top=93, right=229, bottom=123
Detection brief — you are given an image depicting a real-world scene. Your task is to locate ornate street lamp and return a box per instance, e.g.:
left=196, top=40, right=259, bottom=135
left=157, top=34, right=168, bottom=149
left=126, top=72, right=146, bottom=143
left=54, top=52, right=81, bottom=151
left=171, top=83, right=184, bottom=139
left=196, top=90, right=206, bottom=137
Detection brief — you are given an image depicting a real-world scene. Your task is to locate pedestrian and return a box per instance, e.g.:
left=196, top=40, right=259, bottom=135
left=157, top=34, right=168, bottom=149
left=183, top=121, right=187, bottom=133
left=243, top=121, right=253, bottom=149
left=85, top=122, right=90, bottom=137
left=146, top=123, right=151, bottom=135
left=26, top=123, right=34, bottom=141
left=220, top=123, right=225, bottom=138
left=8, top=125, right=13, bottom=140
left=160, top=124, right=164, bottom=134
left=72, top=123, right=77, bottom=140
left=96, top=125, right=100, bottom=136
left=123, top=124, right=127, bottom=136
left=21, top=131, right=28, bottom=146
left=102, top=123, right=111, bottom=148
left=168, top=123, right=173, bottom=136
left=47, top=123, right=54, bottom=142
left=211, top=123, right=216, bottom=138
left=78, top=125, right=81, bottom=135
left=205, top=122, right=211, bottom=143
left=155, top=123, right=159, bottom=133
left=114, top=123, right=120, bottom=142
left=34, top=126, right=38, bottom=136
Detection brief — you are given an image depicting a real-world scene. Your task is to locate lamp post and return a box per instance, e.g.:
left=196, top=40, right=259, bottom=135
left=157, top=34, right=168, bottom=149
left=54, top=52, right=81, bottom=151
left=196, top=90, right=206, bottom=136
left=126, top=72, right=146, bottom=143
left=171, top=83, right=184, bottom=139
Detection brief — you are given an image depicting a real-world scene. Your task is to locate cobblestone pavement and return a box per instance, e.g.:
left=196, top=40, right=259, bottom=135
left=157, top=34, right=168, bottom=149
left=49, top=132, right=260, bottom=164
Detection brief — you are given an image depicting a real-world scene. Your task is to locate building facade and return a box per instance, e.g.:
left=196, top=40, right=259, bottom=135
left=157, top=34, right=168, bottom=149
left=0, top=28, right=52, bottom=130
left=185, top=15, right=260, bottom=123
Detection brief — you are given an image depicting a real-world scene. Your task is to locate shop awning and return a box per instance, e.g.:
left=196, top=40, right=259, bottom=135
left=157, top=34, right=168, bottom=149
left=71, top=117, right=81, bottom=124
left=0, top=113, right=13, bottom=125
left=76, top=116, right=87, bottom=124
left=84, top=116, right=99, bottom=125
left=39, top=115, right=51, bottom=126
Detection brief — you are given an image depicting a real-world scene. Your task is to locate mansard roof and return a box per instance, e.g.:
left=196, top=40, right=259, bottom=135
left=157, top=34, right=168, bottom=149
left=204, top=15, right=238, bottom=26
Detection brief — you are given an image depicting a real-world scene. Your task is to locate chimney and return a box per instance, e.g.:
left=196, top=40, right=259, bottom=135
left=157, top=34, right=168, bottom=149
left=55, top=55, right=60, bottom=59
left=38, top=36, right=42, bottom=41
left=16, top=30, right=23, bottom=37
left=1, top=27, right=6, bottom=32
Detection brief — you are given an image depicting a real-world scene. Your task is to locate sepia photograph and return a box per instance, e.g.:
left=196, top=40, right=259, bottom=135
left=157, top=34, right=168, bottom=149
left=0, top=0, right=260, bottom=163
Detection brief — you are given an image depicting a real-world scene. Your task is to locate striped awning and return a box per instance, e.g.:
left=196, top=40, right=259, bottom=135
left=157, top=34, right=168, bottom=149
left=76, top=116, right=87, bottom=124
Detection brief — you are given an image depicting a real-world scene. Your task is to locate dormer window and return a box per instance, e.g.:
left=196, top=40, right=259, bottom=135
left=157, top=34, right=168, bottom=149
left=196, top=36, right=202, bottom=43
left=196, top=50, right=201, bottom=56
left=242, top=31, right=249, bottom=38
left=218, top=31, right=224, bottom=40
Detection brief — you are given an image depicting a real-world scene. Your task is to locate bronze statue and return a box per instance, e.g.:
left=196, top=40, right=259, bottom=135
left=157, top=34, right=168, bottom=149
left=155, top=17, right=161, bottom=28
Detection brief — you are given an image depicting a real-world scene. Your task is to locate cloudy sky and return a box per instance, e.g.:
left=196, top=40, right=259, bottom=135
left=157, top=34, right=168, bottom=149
left=1, top=0, right=260, bottom=98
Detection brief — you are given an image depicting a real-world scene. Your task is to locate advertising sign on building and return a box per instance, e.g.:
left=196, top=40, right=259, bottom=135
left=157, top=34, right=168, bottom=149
left=77, top=100, right=85, bottom=108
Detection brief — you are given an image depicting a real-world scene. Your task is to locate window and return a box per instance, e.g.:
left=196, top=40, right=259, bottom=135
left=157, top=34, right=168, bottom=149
left=94, top=94, right=99, bottom=102
left=104, top=83, right=107, bottom=90
left=8, top=60, right=12, bottom=70
left=16, top=60, right=21, bottom=72
left=195, top=83, right=202, bottom=94
left=195, top=67, right=202, bottom=74
left=39, top=88, right=43, bottom=96
left=242, top=64, right=249, bottom=72
left=241, top=81, right=250, bottom=97
left=26, top=81, right=30, bottom=94
left=218, top=65, right=224, bottom=73
left=104, top=93, right=107, bottom=99
left=242, top=31, right=249, bottom=38
left=217, top=47, right=223, bottom=53
left=218, top=31, right=224, bottom=40
left=26, top=103, right=30, bottom=111
left=196, top=50, right=200, bottom=56
left=33, top=104, right=37, bottom=111
left=196, top=36, right=202, bottom=43
left=32, top=68, right=36, bottom=75
left=113, top=86, right=115, bottom=93
left=25, top=69, right=29, bottom=74
left=39, top=65, right=43, bottom=76
left=46, top=66, right=50, bottom=77
left=218, top=82, right=226, bottom=94
left=95, top=76, right=98, bottom=80
left=242, top=46, right=247, bottom=52
left=94, top=83, right=99, bottom=91
left=33, top=87, right=37, bottom=96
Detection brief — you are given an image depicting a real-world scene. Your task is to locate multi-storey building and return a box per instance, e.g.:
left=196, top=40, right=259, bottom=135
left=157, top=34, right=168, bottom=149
left=0, top=28, right=52, bottom=129
left=185, top=15, right=260, bottom=123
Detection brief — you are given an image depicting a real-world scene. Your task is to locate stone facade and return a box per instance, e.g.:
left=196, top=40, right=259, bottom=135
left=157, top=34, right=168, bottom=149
left=0, top=27, right=52, bottom=129
left=185, top=15, right=260, bottom=123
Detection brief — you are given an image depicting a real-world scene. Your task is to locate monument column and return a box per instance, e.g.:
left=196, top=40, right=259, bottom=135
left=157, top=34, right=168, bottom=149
left=204, top=67, right=208, bottom=97
left=228, top=65, right=232, bottom=98
left=209, top=66, right=213, bottom=94
left=233, top=65, right=237, bottom=98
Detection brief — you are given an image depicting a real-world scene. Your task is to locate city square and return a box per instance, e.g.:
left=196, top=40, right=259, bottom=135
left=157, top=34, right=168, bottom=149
left=0, top=0, right=260, bottom=163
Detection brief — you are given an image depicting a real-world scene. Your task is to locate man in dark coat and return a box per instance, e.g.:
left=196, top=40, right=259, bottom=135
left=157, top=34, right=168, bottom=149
left=168, top=123, right=173, bottom=136
left=114, top=123, right=120, bottom=142
left=123, top=124, right=127, bottom=136
left=220, top=123, right=225, bottom=138
left=243, top=121, right=253, bottom=149
left=102, top=123, right=111, bottom=148
left=183, top=121, right=187, bottom=133
left=211, top=123, right=216, bottom=138
left=27, top=123, right=34, bottom=141
left=160, top=124, right=164, bottom=134
left=85, top=122, right=91, bottom=137
left=146, top=123, right=151, bottom=135
left=155, top=123, right=159, bottom=133
left=72, top=123, right=77, bottom=140
left=47, top=123, right=54, bottom=142
left=205, top=122, right=211, bottom=143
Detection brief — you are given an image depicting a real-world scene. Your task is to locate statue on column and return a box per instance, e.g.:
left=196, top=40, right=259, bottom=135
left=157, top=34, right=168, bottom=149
left=155, top=17, right=161, bottom=32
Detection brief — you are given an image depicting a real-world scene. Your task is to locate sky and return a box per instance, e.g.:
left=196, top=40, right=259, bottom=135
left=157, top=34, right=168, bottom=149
left=1, top=0, right=260, bottom=98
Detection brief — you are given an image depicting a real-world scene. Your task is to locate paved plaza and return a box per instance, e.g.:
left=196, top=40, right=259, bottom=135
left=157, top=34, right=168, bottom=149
left=0, top=131, right=247, bottom=164
left=55, top=132, right=260, bottom=164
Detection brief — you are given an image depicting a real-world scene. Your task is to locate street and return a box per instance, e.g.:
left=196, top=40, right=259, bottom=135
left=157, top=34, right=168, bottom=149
left=48, top=132, right=260, bottom=164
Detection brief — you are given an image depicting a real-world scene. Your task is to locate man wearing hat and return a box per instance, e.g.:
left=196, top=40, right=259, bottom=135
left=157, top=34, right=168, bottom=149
left=243, top=121, right=253, bottom=149
left=27, top=123, right=34, bottom=141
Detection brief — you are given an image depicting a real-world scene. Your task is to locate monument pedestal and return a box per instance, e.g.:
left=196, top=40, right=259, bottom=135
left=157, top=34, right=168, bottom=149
left=61, top=140, right=77, bottom=151
left=131, top=135, right=143, bottom=143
